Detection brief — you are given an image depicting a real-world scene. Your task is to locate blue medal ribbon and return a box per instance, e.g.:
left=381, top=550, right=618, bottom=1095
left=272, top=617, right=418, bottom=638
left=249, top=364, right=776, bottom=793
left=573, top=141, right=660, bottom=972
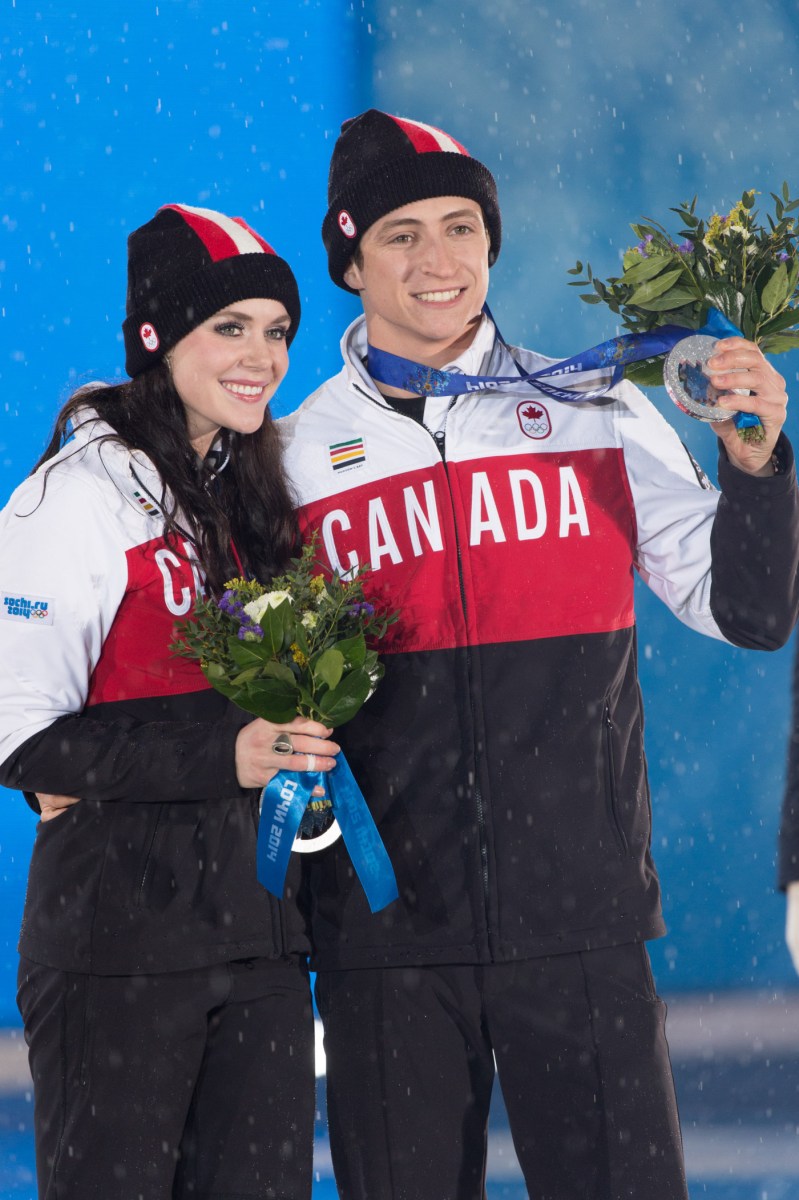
left=326, top=751, right=400, bottom=913
left=257, top=755, right=399, bottom=913
left=257, top=771, right=312, bottom=898
left=366, top=306, right=760, bottom=432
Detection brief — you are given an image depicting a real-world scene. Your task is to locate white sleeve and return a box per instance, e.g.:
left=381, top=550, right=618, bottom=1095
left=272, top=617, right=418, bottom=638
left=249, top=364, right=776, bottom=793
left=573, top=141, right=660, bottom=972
left=615, top=381, right=727, bottom=641
left=0, top=467, right=128, bottom=763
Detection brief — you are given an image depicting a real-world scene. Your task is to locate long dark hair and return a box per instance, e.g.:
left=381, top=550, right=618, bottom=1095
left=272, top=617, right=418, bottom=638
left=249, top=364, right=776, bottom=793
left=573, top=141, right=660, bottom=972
left=34, top=361, right=299, bottom=593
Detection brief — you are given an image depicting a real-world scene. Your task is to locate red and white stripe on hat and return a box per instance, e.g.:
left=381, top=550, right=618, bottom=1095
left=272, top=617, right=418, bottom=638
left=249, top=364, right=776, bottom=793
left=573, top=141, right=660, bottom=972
left=161, top=203, right=277, bottom=261
left=389, top=116, right=469, bottom=156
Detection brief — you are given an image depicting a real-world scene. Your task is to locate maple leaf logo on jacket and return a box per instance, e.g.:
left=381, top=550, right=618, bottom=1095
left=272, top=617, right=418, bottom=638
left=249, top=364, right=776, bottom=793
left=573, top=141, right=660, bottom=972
left=516, top=400, right=551, bottom=440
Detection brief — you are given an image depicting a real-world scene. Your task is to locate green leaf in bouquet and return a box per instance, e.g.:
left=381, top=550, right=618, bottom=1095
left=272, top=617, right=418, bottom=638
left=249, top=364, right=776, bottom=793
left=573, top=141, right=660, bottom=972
left=296, top=685, right=319, bottom=717
left=261, top=661, right=297, bottom=686
left=317, top=668, right=374, bottom=727
left=201, top=663, right=239, bottom=701
left=760, top=262, right=791, bottom=315
left=620, top=255, right=678, bottom=287
left=703, top=283, right=744, bottom=327
left=363, top=649, right=383, bottom=682
left=258, top=599, right=294, bottom=656
left=592, top=279, right=611, bottom=302
left=334, top=632, right=367, bottom=669
left=633, top=286, right=700, bottom=312
left=692, top=256, right=714, bottom=283
left=758, top=331, right=799, bottom=353
left=787, top=257, right=799, bottom=296
left=627, top=267, right=685, bottom=307
left=630, top=223, right=660, bottom=242
left=580, top=294, right=603, bottom=305
left=237, top=676, right=301, bottom=723
left=170, top=634, right=196, bottom=658
left=204, top=661, right=229, bottom=682
left=313, top=647, right=345, bottom=691
left=228, top=639, right=269, bottom=669
left=623, top=357, right=667, bottom=387
left=291, top=620, right=310, bottom=656
left=230, top=666, right=262, bottom=687
left=742, top=280, right=763, bottom=339
left=757, top=305, right=799, bottom=337
left=665, top=304, right=702, bottom=329
left=568, top=260, right=594, bottom=284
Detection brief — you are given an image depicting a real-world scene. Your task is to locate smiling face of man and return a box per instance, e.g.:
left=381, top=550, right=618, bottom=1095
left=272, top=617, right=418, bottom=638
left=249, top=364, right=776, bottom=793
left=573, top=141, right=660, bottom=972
left=343, top=194, right=491, bottom=371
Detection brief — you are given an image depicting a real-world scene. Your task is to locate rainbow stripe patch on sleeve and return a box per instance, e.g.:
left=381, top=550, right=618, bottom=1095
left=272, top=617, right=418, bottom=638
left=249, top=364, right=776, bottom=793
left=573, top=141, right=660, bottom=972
left=329, top=437, right=366, bottom=473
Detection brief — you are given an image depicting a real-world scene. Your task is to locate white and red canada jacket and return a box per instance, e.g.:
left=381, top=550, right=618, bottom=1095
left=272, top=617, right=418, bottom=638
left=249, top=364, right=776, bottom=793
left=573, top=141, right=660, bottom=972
left=0, top=413, right=300, bottom=974
left=279, top=315, right=799, bottom=971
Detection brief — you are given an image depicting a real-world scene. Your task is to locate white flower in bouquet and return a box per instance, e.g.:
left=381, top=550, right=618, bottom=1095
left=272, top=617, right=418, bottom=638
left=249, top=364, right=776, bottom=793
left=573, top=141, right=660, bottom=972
left=243, top=589, right=293, bottom=623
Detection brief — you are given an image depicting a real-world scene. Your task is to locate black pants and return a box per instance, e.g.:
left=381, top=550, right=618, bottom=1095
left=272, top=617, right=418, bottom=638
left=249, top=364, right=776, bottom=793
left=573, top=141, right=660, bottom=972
left=315, top=944, right=688, bottom=1200
left=18, top=955, right=315, bottom=1200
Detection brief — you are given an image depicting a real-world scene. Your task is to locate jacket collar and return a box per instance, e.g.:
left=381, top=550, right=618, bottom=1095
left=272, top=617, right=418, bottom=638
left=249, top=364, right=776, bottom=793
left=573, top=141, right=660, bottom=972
left=65, top=403, right=229, bottom=523
left=340, top=312, right=508, bottom=400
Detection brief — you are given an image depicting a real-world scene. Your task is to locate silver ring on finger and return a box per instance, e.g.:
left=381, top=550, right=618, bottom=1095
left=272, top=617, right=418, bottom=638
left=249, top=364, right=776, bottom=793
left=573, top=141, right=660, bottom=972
left=272, top=732, right=294, bottom=755
left=306, top=753, right=317, bottom=773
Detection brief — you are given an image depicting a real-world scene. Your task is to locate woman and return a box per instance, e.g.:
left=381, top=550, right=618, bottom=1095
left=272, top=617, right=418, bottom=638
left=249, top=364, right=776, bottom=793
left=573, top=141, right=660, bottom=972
left=0, top=203, right=338, bottom=1199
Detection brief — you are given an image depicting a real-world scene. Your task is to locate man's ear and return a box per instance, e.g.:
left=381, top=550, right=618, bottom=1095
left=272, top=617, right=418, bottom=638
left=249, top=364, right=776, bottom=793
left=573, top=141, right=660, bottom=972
left=343, top=258, right=364, bottom=291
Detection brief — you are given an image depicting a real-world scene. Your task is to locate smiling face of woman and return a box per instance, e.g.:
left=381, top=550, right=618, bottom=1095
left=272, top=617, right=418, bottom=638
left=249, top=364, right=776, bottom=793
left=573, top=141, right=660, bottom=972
left=168, top=296, right=292, bottom=457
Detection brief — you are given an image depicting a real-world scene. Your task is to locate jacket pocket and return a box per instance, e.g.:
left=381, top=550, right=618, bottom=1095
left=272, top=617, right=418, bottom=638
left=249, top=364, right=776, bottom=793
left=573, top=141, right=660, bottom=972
left=134, top=803, right=166, bottom=907
left=603, top=704, right=629, bottom=854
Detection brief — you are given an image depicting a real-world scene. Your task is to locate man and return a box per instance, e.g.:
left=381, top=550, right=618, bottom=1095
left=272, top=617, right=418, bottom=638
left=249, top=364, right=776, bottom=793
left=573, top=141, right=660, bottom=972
left=280, top=109, right=799, bottom=1199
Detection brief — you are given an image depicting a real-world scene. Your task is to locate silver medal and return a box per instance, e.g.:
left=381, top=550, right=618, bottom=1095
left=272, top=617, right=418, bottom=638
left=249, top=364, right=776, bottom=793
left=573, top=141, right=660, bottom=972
left=663, top=334, right=735, bottom=423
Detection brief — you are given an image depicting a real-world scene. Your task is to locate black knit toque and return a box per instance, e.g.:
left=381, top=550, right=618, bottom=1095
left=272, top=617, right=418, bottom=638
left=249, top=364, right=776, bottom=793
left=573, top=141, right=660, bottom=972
left=322, top=109, right=501, bottom=293
left=122, top=204, right=301, bottom=377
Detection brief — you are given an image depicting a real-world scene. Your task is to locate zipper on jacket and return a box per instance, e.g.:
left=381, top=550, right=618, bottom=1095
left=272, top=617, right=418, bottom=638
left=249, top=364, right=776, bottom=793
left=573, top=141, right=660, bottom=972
left=136, top=803, right=165, bottom=906
left=430, top=419, right=490, bottom=904
left=603, top=706, right=629, bottom=853
left=354, top=383, right=493, bottom=914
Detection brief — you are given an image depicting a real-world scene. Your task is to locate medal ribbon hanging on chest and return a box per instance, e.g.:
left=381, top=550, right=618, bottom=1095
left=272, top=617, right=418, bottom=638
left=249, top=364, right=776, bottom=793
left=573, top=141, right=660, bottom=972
left=366, top=305, right=760, bottom=436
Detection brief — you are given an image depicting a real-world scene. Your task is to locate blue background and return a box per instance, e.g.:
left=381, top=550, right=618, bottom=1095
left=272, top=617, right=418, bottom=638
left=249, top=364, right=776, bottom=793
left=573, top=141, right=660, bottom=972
left=2, top=0, right=799, bottom=1023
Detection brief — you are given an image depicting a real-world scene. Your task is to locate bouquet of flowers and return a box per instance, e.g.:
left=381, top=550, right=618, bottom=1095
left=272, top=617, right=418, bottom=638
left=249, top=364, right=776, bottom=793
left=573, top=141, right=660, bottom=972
left=568, top=185, right=799, bottom=438
left=173, top=538, right=395, bottom=729
left=171, top=539, right=399, bottom=911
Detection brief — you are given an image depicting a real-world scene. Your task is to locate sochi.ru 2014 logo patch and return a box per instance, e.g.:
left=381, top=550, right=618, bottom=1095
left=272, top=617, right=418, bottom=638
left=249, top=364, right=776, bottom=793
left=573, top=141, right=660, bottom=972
left=516, top=399, right=552, bottom=440
left=1, top=592, right=54, bottom=625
